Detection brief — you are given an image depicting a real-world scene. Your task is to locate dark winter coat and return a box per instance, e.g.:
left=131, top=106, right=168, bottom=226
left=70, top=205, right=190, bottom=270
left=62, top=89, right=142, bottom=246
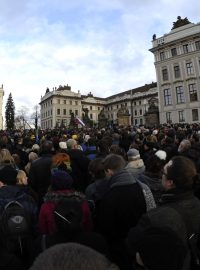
left=28, top=154, right=53, bottom=204
left=96, top=169, right=155, bottom=241
left=127, top=189, right=200, bottom=250
left=67, top=149, right=90, bottom=192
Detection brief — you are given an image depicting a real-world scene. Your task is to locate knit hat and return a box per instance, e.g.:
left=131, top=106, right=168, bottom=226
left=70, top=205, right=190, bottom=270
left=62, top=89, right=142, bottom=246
left=51, top=170, right=73, bottom=191
left=0, top=165, right=18, bottom=185
left=127, top=148, right=140, bottom=160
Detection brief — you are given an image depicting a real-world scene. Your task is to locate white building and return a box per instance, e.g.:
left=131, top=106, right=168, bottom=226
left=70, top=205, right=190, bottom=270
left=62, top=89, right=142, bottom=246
left=150, top=17, right=200, bottom=124
left=40, top=83, right=158, bottom=128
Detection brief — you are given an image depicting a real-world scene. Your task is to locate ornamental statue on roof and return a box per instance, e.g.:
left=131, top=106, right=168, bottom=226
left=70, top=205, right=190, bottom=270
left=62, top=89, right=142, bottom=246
left=171, top=16, right=191, bottom=30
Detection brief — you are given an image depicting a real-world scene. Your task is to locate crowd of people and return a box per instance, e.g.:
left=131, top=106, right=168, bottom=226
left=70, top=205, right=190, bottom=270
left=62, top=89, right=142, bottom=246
left=0, top=123, right=200, bottom=270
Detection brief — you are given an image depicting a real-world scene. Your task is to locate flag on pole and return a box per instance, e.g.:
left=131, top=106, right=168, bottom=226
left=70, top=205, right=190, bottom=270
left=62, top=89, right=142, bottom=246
left=75, top=116, right=85, bottom=126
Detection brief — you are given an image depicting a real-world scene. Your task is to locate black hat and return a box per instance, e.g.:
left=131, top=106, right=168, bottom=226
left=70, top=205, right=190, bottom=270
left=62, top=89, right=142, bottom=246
left=0, top=165, right=18, bottom=185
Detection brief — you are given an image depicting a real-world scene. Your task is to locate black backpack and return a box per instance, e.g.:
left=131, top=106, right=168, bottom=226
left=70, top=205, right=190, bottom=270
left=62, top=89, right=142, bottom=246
left=0, top=200, right=31, bottom=255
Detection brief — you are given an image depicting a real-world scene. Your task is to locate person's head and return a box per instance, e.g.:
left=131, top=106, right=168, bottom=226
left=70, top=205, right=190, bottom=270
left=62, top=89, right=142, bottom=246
left=40, top=140, right=53, bottom=154
left=67, top=139, right=78, bottom=150
left=0, top=165, right=18, bottom=186
left=50, top=169, right=73, bottom=191
left=29, top=243, right=119, bottom=270
left=16, top=170, right=28, bottom=185
left=52, top=153, right=71, bottom=172
left=145, top=150, right=167, bottom=175
left=134, top=227, right=187, bottom=270
left=178, top=139, right=191, bottom=153
left=102, top=154, right=126, bottom=177
left=0, top=148, right=14, bottom=164
left=28, top=151, right=38, bottom=162
left=162, top=156, right=197, bottom=191
left=127, top=148, right=141, bottom=161
left=88, top=158, right=105, bottom=180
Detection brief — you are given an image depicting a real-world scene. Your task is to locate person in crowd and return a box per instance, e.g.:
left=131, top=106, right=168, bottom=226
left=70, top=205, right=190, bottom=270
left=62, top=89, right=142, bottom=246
left=85, top=158, right=109, bottom=204
left=33, top=197, right=108, bottom=261
left=96, top=154, right=155, bottom=270
left=127, top=156, right=200, bottom=269
left=38, top=169, right=92, bottom=235
left=30, top=243, right=119, bottom=270
left=66, top=139, right=90, bottom=192
left=138, top=150, right=166, bottom=204
left=178, top=139, right=191, bottom=155
left=0, top=148, right=17, bottom=169
left=24, top=151, right=38, bottom=176
left=125, top=148, right=145, bottom=177
left=133, top=227, right=187, bottom=270
left=28, top=140, right=53, bottom=206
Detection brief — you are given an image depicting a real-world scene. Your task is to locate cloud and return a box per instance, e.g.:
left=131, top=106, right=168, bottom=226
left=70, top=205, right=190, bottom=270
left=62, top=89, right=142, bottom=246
left=0, top=0, right=200, bottom=116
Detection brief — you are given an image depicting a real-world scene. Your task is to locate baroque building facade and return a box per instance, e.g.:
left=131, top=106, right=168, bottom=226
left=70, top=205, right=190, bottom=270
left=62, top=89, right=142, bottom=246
left=40, top=83, right=158, bottom=129
left=150, top=16, right=200, bottom=124
left=40, top=17, right=200, bottom=128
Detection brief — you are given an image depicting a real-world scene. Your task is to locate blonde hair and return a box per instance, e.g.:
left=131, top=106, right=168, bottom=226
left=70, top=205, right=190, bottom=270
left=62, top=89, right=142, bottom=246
left=17, top=170, right=27, bottom=185
left=0, top=148, right=15, bottom=163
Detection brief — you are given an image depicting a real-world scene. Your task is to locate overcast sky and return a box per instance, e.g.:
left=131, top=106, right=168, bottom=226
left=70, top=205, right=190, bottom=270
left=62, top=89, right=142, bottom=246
left=0, top=0, right=200, bottom=114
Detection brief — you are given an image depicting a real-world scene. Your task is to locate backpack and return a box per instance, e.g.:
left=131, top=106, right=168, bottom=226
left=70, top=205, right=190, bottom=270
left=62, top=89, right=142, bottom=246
left=0, top=200, right=31, bottom=255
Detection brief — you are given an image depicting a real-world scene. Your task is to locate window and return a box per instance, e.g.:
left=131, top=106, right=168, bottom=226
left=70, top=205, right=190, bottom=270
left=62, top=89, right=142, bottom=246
left=171, top=48, right=177, bottom=57
left=140, top=119, right=143, bottom=125
left=192, top=109, right=199, bottom=121
left=70, top=100, right=72, bottom=105
left=162, top=68, right=168, bottom=81
left=140, top=109, right=142, bottom=115
left=63, top=109, right=66, bottom=115
left=160, top=51, right=165, bottom=60
left=125, top=103, right=127, bottom=107
left=57, top=109, right=60, bottom=115
left=178, top=111, right=185, bottom=122
left=189, top=84, right=198, bottom=102
left=174, top=65, right=180, bottom=78
left=75, top=110, right=78, bottom=116
left=135, top=119, right=138, bottom=125
left=164, top=89, right=172, bottom=105
left=176, top=86, right=185, bottom=103
left=117, top=105, right=119, bottom=109
left=98, top=107, right=100, bottom=110
left=195, top=41, right=200, bottom=51
left=134, top=102, right=136, bottom=106
left=90, top=113, right=93, bottom=119
left=139, top=101, right=141, bottom=105
left=75, top=101, right=78, bottom=105
left=135, top=110, right=137, bottom=116
left=166, top=112, right=172, bottom=123
left=183, top=44, right=189, bottom=53
left=57, top=99, right=60, bottom=104
left=186, top=62, right=194, bottom=75
left=90, top=106, right=92, bottom=110
left=69, top=109, right=72, bottom=114
left=64, top=100, right=66, bottom=104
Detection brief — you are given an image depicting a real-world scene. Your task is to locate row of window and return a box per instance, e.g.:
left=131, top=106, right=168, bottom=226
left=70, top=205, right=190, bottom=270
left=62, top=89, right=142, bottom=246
left=134, top=109, right=143, bottom=116
left=163, top=83, right=198, bottom=106
left=107, top=101, right=144, bottom=111
left=162, top=61, right=195, bottom=81
left=166, top=109, right=199, bottom=123
left=160, top=40, right=200, bottom=61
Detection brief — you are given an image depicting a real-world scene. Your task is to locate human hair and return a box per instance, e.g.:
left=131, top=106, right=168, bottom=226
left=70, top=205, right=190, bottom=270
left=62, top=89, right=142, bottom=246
left=166, top=156, right=197, bottom=189
left=88, top=158, right=105, bottom=180
left=52, top=153, right=71, bottom=171
left=29, top=243, right=119, bottom=270
left=0, top=148, right=15, bottom=164
left=67, top=139, right=77, bottom=150
left=102, top=154, right=126, bottom=174
left=40, top=140, right=53, bottom=154
left=16, top=170, right=27, bottom=185
left=28, top=151, right=38, bottom=162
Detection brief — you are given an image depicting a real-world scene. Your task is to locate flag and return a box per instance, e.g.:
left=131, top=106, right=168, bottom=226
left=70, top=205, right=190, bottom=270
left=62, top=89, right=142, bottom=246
left=75, top=116, right=85, bottom=126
